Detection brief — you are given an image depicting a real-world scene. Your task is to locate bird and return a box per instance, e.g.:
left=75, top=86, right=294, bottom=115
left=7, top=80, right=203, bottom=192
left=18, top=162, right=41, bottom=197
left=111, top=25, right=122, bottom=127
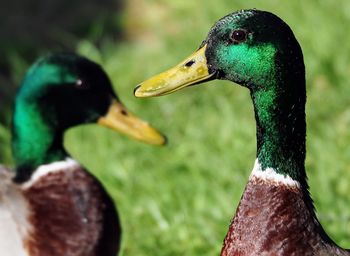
left=134, top=9, right=350, bottom=256
left=0, top=52, right=166, bottom=256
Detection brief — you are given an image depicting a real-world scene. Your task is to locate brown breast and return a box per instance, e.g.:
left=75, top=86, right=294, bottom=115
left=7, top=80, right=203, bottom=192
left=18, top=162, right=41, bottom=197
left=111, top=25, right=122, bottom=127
left=221, top=177, right=349, bottom=256
left=22, top=165, right=120, bottom=256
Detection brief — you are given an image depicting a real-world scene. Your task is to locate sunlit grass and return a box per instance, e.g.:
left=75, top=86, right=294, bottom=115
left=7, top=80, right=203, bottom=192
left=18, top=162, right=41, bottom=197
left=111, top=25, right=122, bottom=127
left=1, top=0, right=350, bottom=255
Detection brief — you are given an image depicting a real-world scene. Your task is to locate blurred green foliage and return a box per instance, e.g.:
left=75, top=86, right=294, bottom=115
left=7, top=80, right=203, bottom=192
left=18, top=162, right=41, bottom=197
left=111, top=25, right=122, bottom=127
left=1, top=0, right=350, bottom=255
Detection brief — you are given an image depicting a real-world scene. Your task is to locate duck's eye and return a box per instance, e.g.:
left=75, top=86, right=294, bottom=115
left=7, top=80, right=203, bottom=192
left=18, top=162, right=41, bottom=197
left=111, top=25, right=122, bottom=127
left=75, top=79, right=90, bottom=90
left=231, top=29, right=248, bottom=44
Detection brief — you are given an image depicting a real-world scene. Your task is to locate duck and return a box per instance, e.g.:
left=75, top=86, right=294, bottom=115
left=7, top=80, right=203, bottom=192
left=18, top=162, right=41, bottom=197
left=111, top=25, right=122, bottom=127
left=134, top=9, right=350, bottom=256
left=0, top=52, right=166, bottom=256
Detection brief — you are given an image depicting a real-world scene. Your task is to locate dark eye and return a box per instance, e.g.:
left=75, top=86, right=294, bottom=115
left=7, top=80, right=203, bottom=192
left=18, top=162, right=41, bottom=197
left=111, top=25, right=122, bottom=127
left=231, top=29, right=248, bottom=44
left=75, top=79, right=90, bottom=90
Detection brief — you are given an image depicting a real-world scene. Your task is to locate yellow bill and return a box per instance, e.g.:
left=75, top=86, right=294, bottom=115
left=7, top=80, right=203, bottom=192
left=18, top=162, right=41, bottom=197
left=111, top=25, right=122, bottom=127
left=134, top=44, right=214, bottom=97
left=98, top=100, right=166, bottom=145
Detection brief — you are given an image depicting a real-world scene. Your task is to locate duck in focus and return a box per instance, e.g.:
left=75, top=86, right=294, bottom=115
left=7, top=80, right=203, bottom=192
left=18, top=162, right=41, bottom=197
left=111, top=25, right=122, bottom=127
left=0, top=53, right=166, bottom=256
left=134, top=9, right=349, bottom=256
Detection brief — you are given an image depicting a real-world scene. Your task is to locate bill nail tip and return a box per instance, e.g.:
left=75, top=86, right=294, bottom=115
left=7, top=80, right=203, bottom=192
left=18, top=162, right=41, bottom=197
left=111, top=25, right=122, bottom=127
left=162, top=135, right=169, bottom=145
left=133, top=84, right=141, bottom=96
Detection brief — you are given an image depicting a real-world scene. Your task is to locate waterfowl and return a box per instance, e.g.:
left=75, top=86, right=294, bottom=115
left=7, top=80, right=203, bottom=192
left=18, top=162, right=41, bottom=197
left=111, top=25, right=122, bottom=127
left=134, top=9, right=350, bottom=256
left=0, top=53, right=166, bottom=256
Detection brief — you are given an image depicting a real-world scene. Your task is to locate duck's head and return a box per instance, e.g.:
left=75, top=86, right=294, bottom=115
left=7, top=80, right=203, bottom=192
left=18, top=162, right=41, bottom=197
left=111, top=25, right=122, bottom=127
left=134, top=9, right=307, bottom=182
left=14, top=53, right=166, bottom=145
left=134, top=9, right=304, bottom=96
left=13, top=53, right=166, bottom=180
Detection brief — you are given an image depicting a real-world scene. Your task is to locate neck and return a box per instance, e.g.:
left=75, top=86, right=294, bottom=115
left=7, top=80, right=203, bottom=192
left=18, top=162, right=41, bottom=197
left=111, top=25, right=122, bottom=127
left=12, top=100, right=68, bottom=182
left=250, top=58, right=307, bottom=184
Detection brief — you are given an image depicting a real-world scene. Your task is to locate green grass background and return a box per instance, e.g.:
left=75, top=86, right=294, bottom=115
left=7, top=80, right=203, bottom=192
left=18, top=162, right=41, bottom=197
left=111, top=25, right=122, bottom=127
left=1, top=0, right=350, bottom=255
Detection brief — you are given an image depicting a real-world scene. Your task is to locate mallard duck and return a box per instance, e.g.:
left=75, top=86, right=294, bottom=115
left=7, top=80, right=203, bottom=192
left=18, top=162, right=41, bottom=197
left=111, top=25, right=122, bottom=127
left=134, top=9, right=350, bottom=256
left=0, top=53, right=166, bottom=256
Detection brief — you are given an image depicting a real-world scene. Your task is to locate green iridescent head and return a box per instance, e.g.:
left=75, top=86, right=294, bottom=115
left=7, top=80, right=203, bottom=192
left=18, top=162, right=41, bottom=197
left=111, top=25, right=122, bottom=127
left=135, top=10, right=307, bottom=182
left=13, top=53, right=166, bottom=182
left=203, top=10, right=304, bottom=89
left=15, top=53, right=116, bottom=128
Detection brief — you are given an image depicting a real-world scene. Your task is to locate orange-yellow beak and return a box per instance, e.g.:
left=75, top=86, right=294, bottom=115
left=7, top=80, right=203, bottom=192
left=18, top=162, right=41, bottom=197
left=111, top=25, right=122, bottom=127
left=98, top=100, right=166, bottom=145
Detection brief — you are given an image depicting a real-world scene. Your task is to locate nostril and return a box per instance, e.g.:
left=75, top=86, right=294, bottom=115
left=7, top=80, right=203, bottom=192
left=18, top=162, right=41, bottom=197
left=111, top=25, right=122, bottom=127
left=121, top=109, right=128, bottom=116
left=184, top=60, right=195, bottom=67
left=134, top=84, right=141, bottom=95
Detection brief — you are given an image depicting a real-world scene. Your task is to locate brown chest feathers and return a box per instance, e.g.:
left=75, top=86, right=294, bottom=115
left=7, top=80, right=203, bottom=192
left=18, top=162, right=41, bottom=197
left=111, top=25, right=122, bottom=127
left=22, top=166, right=120, bottom=256
left=221, top=177, right=349, bottom=256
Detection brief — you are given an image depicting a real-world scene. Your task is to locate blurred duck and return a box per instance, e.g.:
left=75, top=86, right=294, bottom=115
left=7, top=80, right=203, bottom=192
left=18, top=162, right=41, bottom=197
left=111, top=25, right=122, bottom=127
left=134, top=9, right=350, bottom=256
left=0, top=53, right=166, bottom=256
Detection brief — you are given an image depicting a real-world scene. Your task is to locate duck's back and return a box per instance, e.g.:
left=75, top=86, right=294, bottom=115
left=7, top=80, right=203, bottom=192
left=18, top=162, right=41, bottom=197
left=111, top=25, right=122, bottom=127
left=0, top=161, right=120, bottom=256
